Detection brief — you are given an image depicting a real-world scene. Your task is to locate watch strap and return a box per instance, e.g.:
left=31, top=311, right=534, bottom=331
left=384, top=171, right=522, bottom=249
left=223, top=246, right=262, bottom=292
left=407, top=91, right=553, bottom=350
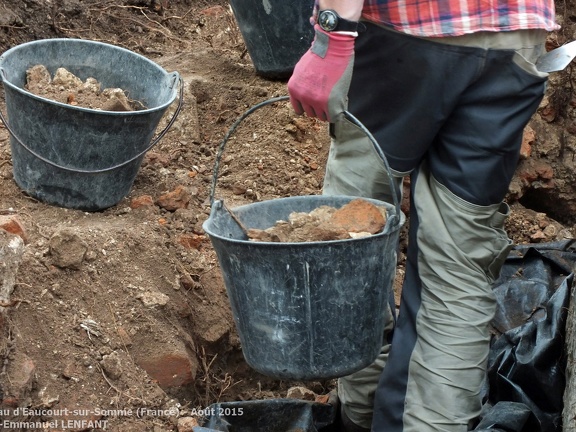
left=318, top=9, right=362, bottom=33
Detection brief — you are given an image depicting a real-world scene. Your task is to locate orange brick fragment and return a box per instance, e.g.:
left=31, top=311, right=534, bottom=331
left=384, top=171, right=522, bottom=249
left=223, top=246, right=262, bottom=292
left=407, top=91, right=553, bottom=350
left=330, top=199, right=386, bottom=234
left=0, top=214, right=28, bottom=243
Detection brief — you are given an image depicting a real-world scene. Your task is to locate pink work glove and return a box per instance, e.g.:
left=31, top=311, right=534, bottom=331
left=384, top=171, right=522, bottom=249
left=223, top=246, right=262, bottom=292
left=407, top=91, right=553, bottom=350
left=288, top=25, right=355, bottom=122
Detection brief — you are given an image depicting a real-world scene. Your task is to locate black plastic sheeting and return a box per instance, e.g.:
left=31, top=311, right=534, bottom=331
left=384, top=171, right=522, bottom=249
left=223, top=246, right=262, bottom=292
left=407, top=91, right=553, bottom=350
left=473, top=240, right=575, bottom=432
left=194, top=241, right=576, bottom=432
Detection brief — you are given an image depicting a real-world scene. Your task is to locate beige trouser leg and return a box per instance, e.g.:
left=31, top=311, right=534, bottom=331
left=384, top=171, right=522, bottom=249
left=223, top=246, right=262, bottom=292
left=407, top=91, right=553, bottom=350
left=396, top=163, right=510, bottom=431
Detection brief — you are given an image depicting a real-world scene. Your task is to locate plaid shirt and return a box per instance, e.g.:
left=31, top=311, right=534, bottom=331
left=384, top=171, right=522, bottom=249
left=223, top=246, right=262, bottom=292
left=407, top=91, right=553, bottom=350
left=362, top=0, right=559, bottom=36
left=314, top=0, right=559, bottom=37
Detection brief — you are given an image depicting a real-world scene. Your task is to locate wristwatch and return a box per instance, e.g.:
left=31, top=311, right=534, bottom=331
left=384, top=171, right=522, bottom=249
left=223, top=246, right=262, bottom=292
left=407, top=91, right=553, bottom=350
left=317, top=9, right=361, bottom=32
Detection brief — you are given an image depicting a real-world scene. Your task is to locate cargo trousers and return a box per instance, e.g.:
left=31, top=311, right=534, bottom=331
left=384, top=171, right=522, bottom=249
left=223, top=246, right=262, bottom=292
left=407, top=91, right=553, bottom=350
left=322, top=22, right=549, bottom=431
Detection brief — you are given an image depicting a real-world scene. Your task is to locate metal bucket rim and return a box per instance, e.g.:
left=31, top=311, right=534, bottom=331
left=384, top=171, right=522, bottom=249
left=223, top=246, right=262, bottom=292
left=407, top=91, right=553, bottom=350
left=0, top=38, right=179, bottom=114
left=203, top=195, right=405, bottom=247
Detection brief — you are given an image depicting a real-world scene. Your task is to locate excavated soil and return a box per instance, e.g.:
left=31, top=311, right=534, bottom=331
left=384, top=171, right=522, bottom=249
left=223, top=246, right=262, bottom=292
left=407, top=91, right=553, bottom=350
left=1, top=1, right=576, bottom=431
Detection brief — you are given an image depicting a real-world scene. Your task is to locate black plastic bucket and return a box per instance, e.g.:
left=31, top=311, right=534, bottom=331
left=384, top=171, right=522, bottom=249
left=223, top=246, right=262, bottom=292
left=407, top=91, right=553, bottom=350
left=203, top=97, right=404, bottom=380
left=0, top=38, right=181, bottom=211
left=203, top=195, right=403, bottom=379
left=229, top=0, right=314, bottom=79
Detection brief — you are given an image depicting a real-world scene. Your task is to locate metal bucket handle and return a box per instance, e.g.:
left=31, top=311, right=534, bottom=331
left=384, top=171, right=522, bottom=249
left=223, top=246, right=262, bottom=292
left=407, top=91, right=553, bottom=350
left=0, top=69, right=183, bottom=174
left=208, top=95, right=402, bottom=226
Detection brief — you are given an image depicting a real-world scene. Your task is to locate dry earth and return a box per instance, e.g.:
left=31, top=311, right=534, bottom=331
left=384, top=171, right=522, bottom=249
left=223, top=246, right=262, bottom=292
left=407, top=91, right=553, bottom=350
left=0, top=1, right=575, bottom=431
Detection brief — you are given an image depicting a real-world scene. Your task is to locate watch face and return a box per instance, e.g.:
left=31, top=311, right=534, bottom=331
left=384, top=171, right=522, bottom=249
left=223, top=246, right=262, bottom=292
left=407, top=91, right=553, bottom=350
left=319, top=10, right=338, bottom=31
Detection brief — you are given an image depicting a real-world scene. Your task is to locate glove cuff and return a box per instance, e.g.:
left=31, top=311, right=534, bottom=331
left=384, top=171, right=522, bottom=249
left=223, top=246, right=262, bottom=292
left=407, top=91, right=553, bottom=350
left=314, top=24, right=358, bottom=40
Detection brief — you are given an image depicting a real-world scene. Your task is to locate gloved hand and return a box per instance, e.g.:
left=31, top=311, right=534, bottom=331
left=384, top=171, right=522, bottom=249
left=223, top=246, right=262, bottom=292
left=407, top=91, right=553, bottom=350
left=288, top=25, right=355, bottom=122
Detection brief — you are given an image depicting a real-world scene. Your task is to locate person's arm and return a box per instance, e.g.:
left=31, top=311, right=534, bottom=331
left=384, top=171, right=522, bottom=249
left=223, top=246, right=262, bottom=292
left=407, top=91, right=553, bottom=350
left=287, top=0, right=363, bottom=122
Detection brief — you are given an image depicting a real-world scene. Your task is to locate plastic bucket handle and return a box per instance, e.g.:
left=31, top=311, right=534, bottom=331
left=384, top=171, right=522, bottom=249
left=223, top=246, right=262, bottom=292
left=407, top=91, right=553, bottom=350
left=0, top=69, right=183, bottom=174
left=208, top=95, right=402, bottom=226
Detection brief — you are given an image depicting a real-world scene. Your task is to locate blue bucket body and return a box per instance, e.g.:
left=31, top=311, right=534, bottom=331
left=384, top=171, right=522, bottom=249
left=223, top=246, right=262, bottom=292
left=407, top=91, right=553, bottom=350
left=0, top=38, right=179, bottom=211
left=203, top=195, right=404, bottom=380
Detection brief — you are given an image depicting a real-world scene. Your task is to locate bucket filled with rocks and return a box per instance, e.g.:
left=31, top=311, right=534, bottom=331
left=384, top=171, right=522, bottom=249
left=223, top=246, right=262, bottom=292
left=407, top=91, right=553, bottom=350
left=203, top=98, right=405, bottom=379
left=0, top=38, right=181, bottom=211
